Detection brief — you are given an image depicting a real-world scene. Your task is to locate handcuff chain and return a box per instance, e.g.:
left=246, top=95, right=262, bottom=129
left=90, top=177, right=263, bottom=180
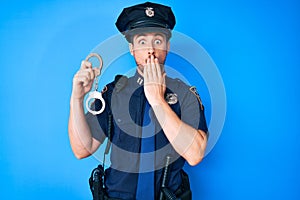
left=94, top=75, right=99, bottom=91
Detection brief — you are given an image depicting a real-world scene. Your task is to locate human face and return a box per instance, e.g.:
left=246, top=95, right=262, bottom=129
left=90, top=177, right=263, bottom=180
left=129, top=32, right=170, bottom=74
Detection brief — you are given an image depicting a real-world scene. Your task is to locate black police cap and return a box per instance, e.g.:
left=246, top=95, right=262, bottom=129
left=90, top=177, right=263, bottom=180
left=115, top=2, right=176, bottom=34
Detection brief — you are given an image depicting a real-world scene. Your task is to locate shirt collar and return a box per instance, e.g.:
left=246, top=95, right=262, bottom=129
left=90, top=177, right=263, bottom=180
left=128, top=71, right=144, bottom=97
left=133, top=71, right=144, bottom=86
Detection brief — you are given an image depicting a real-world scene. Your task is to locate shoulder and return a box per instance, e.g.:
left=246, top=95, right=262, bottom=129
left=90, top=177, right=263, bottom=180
left=166, top=77, right=194, bottom=96
left=97, top=75, right=129, bottom=105
left=166, top=77, right=204, bottom=109
left=166, top=77, right=190, bottom=92
left=102, top=75, right=129, bottom=93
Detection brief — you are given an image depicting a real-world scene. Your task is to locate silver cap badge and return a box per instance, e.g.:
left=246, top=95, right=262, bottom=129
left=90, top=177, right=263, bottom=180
left=145, top=7, right=154, bottom=17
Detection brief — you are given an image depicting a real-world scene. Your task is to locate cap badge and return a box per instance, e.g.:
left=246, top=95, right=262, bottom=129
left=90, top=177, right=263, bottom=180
left=165, top=93, right=178, bottom=105
left=145, top=7, right=154, bottom=17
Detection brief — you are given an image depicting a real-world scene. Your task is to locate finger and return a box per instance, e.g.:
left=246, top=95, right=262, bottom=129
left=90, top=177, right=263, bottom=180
left=162, top=72, right=166, bottom=86
left=148, top=56, right=155, bottom=81
left=80, top=60, right=92, bottom=70
left=154, top=56, right=161, bottom=82
left=89, top=68, right=95, bottom=80
left=78, top=69, right=93, bottom=82
left=84, top=68, right=99, bottom=82
left=149, top=55, right=156, bottom=80
left=75, top=74, right=91, bottom=87
left=144, top=58, right=150, bottom=81
left=154, top=58, right=162, bottom=79
left=93, top=68, right=100, bottom=77
left=76, top=70, right=94, bottom=86
left=87, top=68, right=97, bottom=81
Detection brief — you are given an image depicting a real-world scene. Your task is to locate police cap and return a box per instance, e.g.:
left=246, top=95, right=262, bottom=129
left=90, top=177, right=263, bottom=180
left=115, top=2, right=176, bottom=40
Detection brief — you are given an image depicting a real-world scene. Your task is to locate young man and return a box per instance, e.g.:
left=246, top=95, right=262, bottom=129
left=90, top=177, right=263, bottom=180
left=68, top=2, right=208, bottom=199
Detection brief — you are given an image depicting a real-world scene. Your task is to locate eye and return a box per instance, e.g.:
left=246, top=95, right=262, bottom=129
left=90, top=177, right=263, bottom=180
left=138, top=39, right=146, bottom=45
left=154, top=39, right=162, bottom=45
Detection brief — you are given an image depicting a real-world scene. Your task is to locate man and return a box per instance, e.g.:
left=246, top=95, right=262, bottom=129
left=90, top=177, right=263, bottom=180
left=68, top=2, right=208, bottom=199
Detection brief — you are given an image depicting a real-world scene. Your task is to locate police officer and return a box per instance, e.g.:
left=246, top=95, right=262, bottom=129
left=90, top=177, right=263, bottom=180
left=68, top=2, right=208, bottom=200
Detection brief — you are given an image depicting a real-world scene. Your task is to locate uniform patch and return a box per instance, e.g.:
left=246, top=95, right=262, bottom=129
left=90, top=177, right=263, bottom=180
left=189, top=86, right=203, bottom=110
left=101, top=86, right=108, bottom=94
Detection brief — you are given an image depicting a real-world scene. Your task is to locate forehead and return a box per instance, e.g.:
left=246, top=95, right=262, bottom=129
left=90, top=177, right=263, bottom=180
left=133, top=32, right=166, bottom=40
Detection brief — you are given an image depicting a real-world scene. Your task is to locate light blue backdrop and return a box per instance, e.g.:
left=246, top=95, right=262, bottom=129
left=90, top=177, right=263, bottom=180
left=0, top=0, right=299, bottom=199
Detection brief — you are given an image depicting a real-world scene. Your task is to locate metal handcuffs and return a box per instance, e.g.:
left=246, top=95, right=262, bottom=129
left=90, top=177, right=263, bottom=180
left=85, top=53, right=105, bottom=115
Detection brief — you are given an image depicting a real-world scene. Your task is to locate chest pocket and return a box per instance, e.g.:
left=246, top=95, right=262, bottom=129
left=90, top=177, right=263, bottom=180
left=112, top=109, right=140, bottom=153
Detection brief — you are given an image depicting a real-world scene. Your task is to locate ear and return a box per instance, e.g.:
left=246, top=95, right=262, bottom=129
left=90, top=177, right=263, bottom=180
left=129, top=43, right=134, bottom=56
left=167, top=41, right=170, bottom=52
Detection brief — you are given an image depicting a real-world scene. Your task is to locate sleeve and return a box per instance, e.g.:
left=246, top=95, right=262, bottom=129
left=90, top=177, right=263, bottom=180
left=85, top=86, right=111, bottom=143
left=180, top=86, right=208, bottom=134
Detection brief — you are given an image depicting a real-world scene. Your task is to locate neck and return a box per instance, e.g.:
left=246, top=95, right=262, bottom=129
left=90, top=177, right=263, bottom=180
left=137, top=66, right=144, bottom=77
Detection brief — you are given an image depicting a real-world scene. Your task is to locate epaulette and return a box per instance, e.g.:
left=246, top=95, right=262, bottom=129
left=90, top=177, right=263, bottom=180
left=100, top=75, right=128, bottom=95
left=114, top=75, right=128, bottom=93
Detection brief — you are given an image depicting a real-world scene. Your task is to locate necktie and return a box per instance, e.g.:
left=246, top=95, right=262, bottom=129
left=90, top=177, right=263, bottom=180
left=136, top=101, right=155, bottom=200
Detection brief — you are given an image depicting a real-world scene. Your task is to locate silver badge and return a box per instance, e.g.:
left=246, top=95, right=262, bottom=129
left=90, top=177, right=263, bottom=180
left=165, top=93, right=178, bottom=105
left=145, top=7, right=154, bottom=17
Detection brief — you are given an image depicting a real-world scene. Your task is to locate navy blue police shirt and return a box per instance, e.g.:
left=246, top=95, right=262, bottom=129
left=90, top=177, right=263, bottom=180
left=86, top=72, right=208, bottom=199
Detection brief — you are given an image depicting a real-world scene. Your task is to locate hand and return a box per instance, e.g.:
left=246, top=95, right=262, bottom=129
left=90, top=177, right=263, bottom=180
left=71, top=60, right=100, bottom=101
left=143, top=55, right=166, bottom=106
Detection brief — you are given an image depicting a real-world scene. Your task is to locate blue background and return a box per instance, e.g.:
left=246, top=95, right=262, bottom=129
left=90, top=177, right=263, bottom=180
left=0, top=0, right=299, bottom=199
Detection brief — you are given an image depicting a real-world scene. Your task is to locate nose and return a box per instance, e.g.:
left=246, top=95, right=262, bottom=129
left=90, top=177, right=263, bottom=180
left=148, top=47, right=155, bottom=56
left=148, top=51, right=154, bottom=56
left=147, top=42, right=155, bottom=56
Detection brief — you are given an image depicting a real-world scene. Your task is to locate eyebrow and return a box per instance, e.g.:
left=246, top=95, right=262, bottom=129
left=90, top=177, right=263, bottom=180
left=135, top=33, right=165, bottom=38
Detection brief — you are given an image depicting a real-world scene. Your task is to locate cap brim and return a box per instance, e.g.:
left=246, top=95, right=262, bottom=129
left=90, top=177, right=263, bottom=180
left=123, top=27, right=171, bottom=38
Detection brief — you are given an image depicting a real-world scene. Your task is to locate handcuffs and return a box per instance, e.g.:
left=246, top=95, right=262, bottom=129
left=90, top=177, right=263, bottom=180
left=85, top=53, right=105, bottom=115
